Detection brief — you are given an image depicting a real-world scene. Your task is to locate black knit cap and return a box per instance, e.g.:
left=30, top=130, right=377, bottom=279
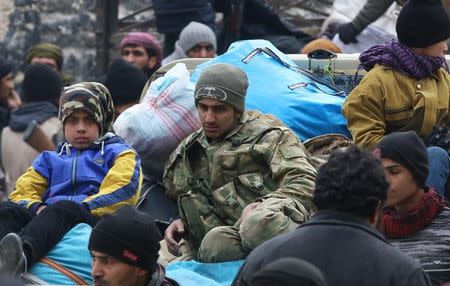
left=376, top=131, right=429, bottom=187
left=88, top=206, right=162, bottom=273
left=23, top=63, right=63, bottom=103
left=396, top=0, right=450, bottom=48
left=0, top=59, right=13, bottom=79
left=105, top=59, right=147, bottom=106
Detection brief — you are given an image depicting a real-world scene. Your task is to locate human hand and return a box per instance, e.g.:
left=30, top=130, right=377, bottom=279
left=337, top=22, right=360, bottom=44
left=164, top=219, right=185, bottom=256
left=239, top=202, right=260, bottom=226
left=7, top=90, right=21, bottom=110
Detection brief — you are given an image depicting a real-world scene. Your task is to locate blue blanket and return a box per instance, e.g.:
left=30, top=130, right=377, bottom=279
left=166, top=260, right=245, bottom=286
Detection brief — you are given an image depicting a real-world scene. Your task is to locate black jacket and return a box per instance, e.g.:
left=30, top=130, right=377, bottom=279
left=232, top=210, right=432, bottom=286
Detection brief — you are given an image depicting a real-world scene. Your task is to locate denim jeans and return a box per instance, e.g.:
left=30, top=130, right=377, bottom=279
left=425, top=146, right=450, bottom=196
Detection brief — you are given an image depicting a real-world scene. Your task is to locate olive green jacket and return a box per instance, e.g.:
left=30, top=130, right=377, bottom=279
left=343, top=64, right=450, bottom=149
left=163, top=110, right=317, bottom=247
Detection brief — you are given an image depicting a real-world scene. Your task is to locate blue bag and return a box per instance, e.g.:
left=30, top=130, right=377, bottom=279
left=190, top=40, right=352, bottom=141
left=166, top=260, right=244, bottom=286
left=27, top=223, right=92, bottom=285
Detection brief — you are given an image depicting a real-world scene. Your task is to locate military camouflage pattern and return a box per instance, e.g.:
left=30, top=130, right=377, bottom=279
left=197, top=196, right=311, bottom=262
left=163, top=110, right=317, bottom=262
left=304, top=133, right=354, bottom=169
left=59, top=82, right=114, bottom=136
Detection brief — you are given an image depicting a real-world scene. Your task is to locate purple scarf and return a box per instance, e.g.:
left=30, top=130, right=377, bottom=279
left=358, top=41, right=447, bottom=79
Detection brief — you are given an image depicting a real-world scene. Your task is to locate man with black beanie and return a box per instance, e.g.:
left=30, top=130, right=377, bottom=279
left=88, top=206, right=179, bottom=286
left=376, top=131, right=450, bottom=285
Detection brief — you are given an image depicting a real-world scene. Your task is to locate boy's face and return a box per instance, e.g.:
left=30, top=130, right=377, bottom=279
left=381, top=157, right=422, bottom=213
left=64, top=110, right=100, bottom=149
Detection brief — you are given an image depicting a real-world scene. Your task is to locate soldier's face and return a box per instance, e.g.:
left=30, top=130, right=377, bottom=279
left=197, top=98, right=240, bottom=140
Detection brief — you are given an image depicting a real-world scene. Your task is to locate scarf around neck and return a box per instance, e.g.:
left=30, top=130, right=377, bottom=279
left=358, top=41, right=447, bottom=79
left=383, top=188, right=446, bottom=238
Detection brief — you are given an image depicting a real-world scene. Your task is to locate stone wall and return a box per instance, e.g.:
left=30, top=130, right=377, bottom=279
left=0, top=0, right=158, bottom=84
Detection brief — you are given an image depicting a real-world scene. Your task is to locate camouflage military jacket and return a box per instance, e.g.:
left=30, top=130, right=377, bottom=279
left=163, top=110, right=317, bottom=247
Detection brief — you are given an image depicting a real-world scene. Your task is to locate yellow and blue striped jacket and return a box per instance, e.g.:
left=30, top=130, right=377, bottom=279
left=10, top=133, right=142, bottom=217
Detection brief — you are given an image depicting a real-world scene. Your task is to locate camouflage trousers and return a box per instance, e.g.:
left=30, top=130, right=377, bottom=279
left=198, top=197, right=311, bottom=263
left=158, top=197, right=311, bottom=264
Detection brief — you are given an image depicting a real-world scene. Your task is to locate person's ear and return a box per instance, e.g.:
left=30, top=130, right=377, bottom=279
left=369, top=200, right=383, bottom=227
left=137, top=267, right=149, bottom=278
left=147, top=56, right=158, bottom=69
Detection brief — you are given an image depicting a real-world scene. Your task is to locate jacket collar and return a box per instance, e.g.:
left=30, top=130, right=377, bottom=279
left=305, top=210, right=387, bottom=242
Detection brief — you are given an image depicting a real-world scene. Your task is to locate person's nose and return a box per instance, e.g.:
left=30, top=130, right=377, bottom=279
left=199, top=48, right=208, bottom=58
left=75, top=121, right=87, bottom=133
left=123, top=53, right=135, bottom=63
left=204, top=109, right=215, bottom=123
left=91, top=260, right=104, bottom=278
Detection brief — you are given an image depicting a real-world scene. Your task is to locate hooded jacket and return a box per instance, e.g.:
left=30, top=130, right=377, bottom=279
left=9, top=132, right=142, bottom=217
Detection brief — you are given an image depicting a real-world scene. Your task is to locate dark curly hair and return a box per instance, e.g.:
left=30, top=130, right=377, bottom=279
left=313, top=146, right=388, bottom=217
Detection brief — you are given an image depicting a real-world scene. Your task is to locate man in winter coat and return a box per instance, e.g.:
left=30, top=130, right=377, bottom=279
left=162, top=63, right=317, bottom=263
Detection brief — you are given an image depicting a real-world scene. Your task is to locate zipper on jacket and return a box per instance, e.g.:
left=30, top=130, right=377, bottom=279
left=71, top=150, right=81, bottom=199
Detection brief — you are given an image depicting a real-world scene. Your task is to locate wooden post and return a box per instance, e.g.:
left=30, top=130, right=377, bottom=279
left=95, top=0, right=118, bottom=76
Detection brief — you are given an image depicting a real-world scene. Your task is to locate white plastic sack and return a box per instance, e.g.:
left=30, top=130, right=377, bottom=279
left=326, top=0, right=400, bottom=53
left=114, top=63, right=200, bottom=181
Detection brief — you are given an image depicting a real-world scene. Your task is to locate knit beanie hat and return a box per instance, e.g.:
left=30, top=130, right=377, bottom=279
left=194, top=63, right=248, bottom=112
left=0, top=59, right=13, bottom=79
left=26, top=43, right=64, bottom=71
left=250, top=257, right=327, bottom=286
left=59, top=82, right=114, bottom=136
left=375, top=131, right=429, bottom=187
left=120, top=32, right=163, bottom=63
left=23, top=64, right=63, bottom=103
left=88, top=206, right=162, bottom=273
left=396, top=0, right=450, bottom=48
left=105, top=59, right=147, bottom=106
left=178, top=21, right=217, bottom=53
